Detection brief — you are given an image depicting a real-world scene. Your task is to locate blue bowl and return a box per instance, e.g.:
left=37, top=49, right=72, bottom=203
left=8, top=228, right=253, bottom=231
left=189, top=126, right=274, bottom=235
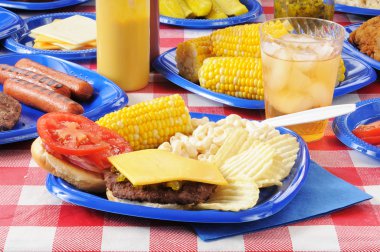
left=335, top=3, right=380, bottom=16
left=0, top=6, right=24, bottom=40
left=333, top=98, right=380, bottom=161
left=46, top=112, right=310, bottom=223
left=0, top=0, right=90, bottom=11
left=0, top=53, right=128, bottom=145
left=153, top=49, right=377, bottom=109
left=3, top=12, right=96, bottom=61
left=160, top=0, right=262, bottom=29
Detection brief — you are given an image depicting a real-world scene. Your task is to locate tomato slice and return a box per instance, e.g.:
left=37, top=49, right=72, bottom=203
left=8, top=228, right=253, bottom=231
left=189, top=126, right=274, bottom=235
left=352, top=121, right=380, bottom=138
left=37, top=112, right=132, bottom=172
left=360, top=136, right=380, bottom=145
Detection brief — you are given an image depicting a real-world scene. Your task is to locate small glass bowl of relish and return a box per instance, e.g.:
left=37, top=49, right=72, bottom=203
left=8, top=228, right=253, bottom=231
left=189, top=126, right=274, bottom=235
left=274, top=0, right=335, bottom=20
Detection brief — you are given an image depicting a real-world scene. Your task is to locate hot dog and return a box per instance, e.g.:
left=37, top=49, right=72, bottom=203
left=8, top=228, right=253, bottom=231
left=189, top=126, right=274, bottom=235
left=15, top=58, right=93, bottom=101
left=4, top=78, right=84, bottom=114
left=0, top=64, right=71, bottom=97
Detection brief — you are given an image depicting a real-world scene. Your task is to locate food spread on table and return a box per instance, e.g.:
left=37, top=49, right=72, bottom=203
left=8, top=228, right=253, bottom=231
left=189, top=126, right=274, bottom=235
left=0, top=58, right=94, bottom=123
left=349, top=16, right=380, bottom=61
left=352, top=120, right=380, bottom=146
left=30, top=15, right=96, bottom=50
left=176, top=23, right=346, bottom=100
left=159, top=0, right=248, bottom=19
left=31, top=94, right=300, bottom=211
left=336, top=0, right=380, bottom=9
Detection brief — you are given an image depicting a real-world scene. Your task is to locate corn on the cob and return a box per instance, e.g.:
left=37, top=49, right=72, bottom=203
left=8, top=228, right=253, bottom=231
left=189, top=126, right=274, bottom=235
left=211, top=24, right=261, bottom=57
left=160, top=0, right=186, bottom=18
left=176, top=36, right=213, bottom=82
left=213, top=0, right=248, bottom=16
left=185, top=0, right=212, bottom=17
left=96, top=94, right=193, bottom=150
left=206, top=0, right=228, bottom=19
left=199, top=57, right=264, bottom=100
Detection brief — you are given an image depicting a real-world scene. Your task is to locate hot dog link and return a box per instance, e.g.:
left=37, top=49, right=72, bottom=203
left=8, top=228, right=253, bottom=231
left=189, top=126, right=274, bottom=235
left=4, top=78, right=84, bottom=114
left=15, top=58, right=93, bottom=101
left=0, top=64, right=71, bottom=97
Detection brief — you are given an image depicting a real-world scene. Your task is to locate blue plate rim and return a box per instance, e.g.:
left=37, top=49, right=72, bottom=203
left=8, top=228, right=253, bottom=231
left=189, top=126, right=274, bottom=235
left=3, top=12, right=96, bottom=61
left=343, top=23, right=380, bottom=70
left=45, top=112, right=310, bottom=223
left=0, top=53, right=128, bottom=145
left=0, top=0, right=90, bottom=11
left=0, top=6, right=24, bottom=40
left=333, top=98, right=380, bottom=161
left=153, top=48, right=377, bottom=109
left=159, top=0, right=262, bottom=29
left=335, top=3, right=380, bottom=16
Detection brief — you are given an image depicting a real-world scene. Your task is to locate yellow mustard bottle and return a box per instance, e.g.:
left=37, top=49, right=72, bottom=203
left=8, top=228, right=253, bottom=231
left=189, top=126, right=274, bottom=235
left=96, top=0, right=150, bottom=91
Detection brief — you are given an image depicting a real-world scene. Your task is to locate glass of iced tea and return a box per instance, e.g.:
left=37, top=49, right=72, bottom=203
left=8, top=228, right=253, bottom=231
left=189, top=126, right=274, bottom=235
left=259, top=18, right=345, bottom=142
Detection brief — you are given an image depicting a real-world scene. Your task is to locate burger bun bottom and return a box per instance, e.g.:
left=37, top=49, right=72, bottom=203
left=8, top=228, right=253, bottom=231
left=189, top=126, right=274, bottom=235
left=31, top=137, right=106, bottom=194
left=106, top=189, right=186, bottom=209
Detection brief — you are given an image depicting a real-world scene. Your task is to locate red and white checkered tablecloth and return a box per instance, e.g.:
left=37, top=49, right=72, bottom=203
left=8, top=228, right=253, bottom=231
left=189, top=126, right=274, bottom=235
left=1, top=0, right=380, bottom=251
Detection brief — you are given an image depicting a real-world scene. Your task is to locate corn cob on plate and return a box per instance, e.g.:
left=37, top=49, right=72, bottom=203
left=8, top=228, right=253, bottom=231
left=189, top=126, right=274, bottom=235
left=46, top=111, right=310, bottom=223
left=153, top=49, right=377, bottom=109
left=159, top=0, right=262, bottom=29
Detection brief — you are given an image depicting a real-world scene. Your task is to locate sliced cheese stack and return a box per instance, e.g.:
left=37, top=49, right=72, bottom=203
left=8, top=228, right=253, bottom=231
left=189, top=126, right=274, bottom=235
left=30, top=15, right=96, bottom=51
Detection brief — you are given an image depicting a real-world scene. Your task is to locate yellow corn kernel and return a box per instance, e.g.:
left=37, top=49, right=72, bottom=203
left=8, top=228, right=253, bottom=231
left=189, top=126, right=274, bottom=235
left=176, top=35, right=213, bottom=83
left=261, top=19, right=294, bottom=39
left=96, top=94, right=193, bottom=150
left=337, top=58, right=346, bottom=83
left=199, top=57, right=264, bottom=100
left=211, top=24, right=261, bottom=57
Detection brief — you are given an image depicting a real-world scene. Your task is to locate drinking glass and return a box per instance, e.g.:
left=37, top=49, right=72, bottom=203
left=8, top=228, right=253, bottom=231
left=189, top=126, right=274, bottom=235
left=259, top=17, right=345, bottom=142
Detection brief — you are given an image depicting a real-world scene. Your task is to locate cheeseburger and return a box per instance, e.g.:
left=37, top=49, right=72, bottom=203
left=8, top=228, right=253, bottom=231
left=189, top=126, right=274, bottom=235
left=32, top=112, right=227, bottom=207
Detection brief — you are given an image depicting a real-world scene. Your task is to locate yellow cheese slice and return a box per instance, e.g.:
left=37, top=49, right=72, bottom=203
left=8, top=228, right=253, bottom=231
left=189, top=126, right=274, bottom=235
left=31, top=15, right=96, bottom=45
left=108, top=149, right=228, bottom=186
left=33, top=41, right=61, bottom=50
left=32, top=33, right=96, bottom=50
left=51, top=41, right=86, bottom=50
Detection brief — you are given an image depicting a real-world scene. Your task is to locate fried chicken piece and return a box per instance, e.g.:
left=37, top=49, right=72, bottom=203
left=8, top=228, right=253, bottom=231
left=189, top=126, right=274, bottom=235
left=349, top=16, right=380, bottom=61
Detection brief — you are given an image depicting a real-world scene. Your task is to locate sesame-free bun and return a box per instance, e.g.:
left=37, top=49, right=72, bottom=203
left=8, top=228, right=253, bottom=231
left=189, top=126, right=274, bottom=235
left=31, top=137, right=106, bottom=193
left=105, top=189, right=185, bottom=209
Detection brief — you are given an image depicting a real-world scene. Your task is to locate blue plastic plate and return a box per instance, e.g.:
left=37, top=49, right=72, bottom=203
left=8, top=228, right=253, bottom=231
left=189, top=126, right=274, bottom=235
left=159, top=0, right=262, bottom=29
left=0, top=6, right=23, bottom=40
left=3, top=12, right=96, bottom=61
left=333, top=98, right=380, bottom=161
left=343, top=23, right=380, bottom=70
left=46, top=112, right=310, bottom=223
left=335, top=4, right=380, bottom=16
left=0, top=0, right=90, bottom=10
left=0, top=54, right=128, bottom=145
left=153, top=48, right=377, bottom=109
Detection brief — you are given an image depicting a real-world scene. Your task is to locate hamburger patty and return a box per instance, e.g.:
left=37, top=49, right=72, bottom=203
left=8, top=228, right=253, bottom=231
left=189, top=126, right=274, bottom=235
left=104, top=170, right=216, bottom=205
left=0, top=92, right=22, bottom=131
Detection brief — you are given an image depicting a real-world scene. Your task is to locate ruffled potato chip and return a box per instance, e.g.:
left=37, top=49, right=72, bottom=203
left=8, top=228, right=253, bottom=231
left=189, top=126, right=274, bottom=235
left=255, top=179, right=283, bottom=188
left=220, top=141, right=275, bottom=179
left=196, top=177, right=259, bottom=211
